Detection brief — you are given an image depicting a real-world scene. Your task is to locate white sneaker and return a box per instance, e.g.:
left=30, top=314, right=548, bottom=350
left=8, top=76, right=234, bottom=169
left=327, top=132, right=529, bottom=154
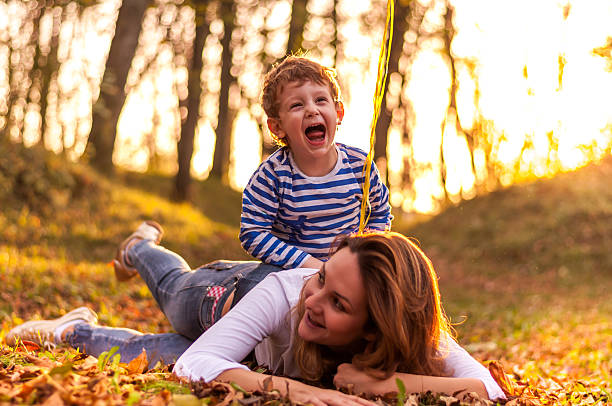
left=5, top=307, right=98, bottom=349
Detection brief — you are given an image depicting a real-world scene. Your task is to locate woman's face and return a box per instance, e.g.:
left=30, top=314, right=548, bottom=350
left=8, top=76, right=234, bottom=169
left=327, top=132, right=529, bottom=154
left=297, top=247, right=370, bottom=348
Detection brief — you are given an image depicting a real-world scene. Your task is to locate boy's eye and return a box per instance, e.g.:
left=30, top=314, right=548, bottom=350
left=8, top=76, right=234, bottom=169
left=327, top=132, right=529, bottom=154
left=290, top=102, right=302, bottom=109
left=316, top=97, right=328, bottom=103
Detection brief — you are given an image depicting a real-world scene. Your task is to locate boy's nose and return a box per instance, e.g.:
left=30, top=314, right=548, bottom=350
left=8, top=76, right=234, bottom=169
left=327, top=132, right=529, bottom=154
left=305, top=104, right=319, bottom=117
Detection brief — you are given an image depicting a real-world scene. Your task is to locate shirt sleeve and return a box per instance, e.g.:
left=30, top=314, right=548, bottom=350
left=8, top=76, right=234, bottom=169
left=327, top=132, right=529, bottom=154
left=173, top=272, right=292, bottom=382
left=364, top=161, right=393, bottom=230
left=442, top=337, right=506, bottom=401
left=239, top=163, right=310, bottom=269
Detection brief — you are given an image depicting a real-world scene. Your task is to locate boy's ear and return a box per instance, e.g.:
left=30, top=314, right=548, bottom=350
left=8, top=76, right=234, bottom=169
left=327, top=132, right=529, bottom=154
left=336, top=101, right=345, bottom=125
left=267, top=117, right=285, bottom=139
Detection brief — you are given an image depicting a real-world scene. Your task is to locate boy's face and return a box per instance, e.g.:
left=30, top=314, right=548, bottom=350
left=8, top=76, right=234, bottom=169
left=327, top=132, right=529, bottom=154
left=267, top=80, right=344, bottom=176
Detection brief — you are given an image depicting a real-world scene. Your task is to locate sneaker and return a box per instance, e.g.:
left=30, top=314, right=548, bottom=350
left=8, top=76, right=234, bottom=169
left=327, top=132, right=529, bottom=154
left=5, top=307, right=98, bottom=349
left=113, top=221, right=164, bottom=281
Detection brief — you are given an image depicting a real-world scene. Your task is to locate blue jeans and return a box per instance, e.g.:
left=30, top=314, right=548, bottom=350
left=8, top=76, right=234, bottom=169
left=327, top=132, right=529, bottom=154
left=66, top=241, right=282, bottom=367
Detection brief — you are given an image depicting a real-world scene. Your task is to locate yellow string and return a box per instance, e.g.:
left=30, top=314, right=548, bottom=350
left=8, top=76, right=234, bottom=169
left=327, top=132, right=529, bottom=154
left=358, top=0, right=394, bottom=233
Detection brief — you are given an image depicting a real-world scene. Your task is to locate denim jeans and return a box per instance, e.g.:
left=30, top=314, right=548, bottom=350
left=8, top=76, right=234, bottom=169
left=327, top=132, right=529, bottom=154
left=66, top=240, right=282, bottom=368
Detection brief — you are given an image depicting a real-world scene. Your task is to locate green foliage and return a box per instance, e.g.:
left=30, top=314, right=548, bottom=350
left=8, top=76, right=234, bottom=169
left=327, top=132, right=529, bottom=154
left=395, top=378, right=406, bottom=406
left=0, top=138, right=97, bottom=214
left=98, top=346, right=121, bottom=372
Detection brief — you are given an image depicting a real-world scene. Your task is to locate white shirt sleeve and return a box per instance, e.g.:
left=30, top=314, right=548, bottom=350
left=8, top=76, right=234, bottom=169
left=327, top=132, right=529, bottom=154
left=443, top=337, right=506, bottom=401
left=173, top=272, right=294, bottom=382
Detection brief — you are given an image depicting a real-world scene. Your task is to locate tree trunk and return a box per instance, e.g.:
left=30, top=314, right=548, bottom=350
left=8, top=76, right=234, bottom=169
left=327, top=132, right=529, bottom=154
left=374, top=2, right=409, bottom=184
left=40, top=5, right=62, bottom=148
left=260, top=0, right=310, bottom=158
left=287, top=0, right=307, bottom=55
left=174, top=4, right=209, bottom=201
left=210, top=0, right=235, bottom=182
left=85, top=0, right=150, bottom=174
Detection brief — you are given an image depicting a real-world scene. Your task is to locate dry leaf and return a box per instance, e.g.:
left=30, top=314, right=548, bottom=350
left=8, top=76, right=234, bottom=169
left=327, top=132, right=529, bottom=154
left=125, top=349, right=148, bottom=375
left=488, top=360, right=517, bottom=397
left=19, top=340, right=41, bottom=352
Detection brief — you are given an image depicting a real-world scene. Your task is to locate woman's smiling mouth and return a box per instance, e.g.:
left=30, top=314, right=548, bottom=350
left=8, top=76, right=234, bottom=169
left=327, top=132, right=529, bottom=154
left=306, top=312, right=325, bottom=329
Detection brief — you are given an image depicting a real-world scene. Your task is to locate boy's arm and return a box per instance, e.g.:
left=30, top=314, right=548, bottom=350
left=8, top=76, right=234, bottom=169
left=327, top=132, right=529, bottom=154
left=365, top=161, right=393, bottom=230
left=240, top=165, right=315, bottom=269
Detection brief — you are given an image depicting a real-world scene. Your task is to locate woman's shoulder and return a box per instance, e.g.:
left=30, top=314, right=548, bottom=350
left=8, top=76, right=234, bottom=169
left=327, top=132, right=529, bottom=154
left=262, top=268, right=317, bottom=302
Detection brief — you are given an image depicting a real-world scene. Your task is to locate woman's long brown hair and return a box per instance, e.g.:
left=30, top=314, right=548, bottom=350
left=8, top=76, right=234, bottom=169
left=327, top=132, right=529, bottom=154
left=292, top=231, right=451, bottom=381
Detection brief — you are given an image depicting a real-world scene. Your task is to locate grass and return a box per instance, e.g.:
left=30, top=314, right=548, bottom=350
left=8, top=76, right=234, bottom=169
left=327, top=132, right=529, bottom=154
left=394, top=157, right=612, bottom=404
left=0, top=140, right=610, bottom=404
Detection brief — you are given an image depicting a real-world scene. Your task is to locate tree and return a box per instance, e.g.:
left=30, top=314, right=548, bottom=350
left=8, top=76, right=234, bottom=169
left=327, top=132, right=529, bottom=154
left=210, top=0, right=235, bottom=182
left=287, top=0, right=308, bottom=55
left=85, top=0, right=150, bottom=174
left=261, top=0, right=311, bottom=158
left=373, top=0, right=410, bottom=184
left=174, top=1, right=210, bottom=201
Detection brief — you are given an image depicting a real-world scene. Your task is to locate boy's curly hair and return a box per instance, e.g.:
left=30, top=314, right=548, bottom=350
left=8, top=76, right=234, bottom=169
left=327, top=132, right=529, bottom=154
left=262, top=56, right=341, bottom=147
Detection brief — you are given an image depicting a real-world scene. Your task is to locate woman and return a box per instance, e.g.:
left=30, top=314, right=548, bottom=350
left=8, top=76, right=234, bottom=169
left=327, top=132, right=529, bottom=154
left=7, top=223, right=505, bottom=405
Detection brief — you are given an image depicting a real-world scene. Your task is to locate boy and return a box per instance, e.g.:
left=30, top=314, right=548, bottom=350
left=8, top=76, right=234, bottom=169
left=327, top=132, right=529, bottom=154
left=240, top=56, right=392, bottom=269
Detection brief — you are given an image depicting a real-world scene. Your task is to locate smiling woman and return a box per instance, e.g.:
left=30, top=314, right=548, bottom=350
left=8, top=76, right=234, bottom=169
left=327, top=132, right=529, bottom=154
left=8, top=227, right=506, bottom=405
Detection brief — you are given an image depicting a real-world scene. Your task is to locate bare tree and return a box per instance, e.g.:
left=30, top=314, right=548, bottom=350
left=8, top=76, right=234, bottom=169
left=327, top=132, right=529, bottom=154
left=373, top=1, right=411, bottom=184
left=210, top=0, right=235, bottom=182
left=85, top=0, right=150, bottom=174
left=174, top=1, right=210, bottom=201
left=287, top=0, right=308, bottom=55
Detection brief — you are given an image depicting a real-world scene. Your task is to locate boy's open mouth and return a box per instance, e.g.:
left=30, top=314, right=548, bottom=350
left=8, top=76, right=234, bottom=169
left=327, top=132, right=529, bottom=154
left=305, top=124, right=326, bottom=143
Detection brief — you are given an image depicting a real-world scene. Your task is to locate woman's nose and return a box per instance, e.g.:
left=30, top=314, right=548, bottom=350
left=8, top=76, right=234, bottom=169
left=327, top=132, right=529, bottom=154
left=304, top=290, right=323, bottom=312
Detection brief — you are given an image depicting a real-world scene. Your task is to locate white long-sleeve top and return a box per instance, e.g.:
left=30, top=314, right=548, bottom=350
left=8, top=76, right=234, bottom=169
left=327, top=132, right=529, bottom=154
left=173, top=269, right=505, bottom=401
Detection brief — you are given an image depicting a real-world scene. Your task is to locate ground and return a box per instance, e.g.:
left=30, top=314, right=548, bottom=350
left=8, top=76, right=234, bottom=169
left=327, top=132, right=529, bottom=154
left=0, top=141, right=610, bottom=404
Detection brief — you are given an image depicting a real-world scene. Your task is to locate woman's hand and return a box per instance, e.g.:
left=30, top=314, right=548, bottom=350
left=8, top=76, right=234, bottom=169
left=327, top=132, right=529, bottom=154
left=333, top=363, right=384, bottom=394
left=334, top=363, right=490, bottom=400
left=217, top=368, right=374, bottom=406
left=291, top=383, right=376, bottom=406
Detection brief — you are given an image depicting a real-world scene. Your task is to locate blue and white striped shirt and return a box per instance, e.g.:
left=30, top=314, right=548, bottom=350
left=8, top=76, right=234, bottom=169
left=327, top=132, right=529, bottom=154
left=240, top=143, right=392, bottom=269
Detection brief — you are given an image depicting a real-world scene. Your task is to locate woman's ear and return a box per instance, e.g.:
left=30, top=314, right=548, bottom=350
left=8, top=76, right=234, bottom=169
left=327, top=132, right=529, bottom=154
left=363, top=330, right=377, bottom=342
left=267, top=117, right=285, bottom=139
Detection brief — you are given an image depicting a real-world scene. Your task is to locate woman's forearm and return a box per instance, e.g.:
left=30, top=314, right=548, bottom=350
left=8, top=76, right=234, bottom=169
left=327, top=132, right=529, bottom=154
left=217, top=368, right=303, bottom=396
left=362, top=373, right=488, bottom=399
left=217, top=369, right=376, bottom=406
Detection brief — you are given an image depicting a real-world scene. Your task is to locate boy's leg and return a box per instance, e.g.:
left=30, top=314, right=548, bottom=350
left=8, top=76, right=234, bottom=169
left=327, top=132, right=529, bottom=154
left=67, top=323, right=192, bottom=369
left=127, top=242, right=282, bottom=340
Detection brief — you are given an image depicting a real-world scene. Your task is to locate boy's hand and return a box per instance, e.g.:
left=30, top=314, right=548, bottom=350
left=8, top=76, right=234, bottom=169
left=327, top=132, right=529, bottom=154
left=301, top=256, right=324, bottom=269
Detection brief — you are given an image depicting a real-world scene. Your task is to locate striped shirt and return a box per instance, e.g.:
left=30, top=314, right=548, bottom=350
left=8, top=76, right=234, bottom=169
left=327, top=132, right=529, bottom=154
left=240, top=143, right=392, bottom=269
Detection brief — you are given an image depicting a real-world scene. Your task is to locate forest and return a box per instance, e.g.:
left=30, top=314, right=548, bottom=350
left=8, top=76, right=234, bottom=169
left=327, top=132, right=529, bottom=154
left=1, top=0, right=611, bottom=405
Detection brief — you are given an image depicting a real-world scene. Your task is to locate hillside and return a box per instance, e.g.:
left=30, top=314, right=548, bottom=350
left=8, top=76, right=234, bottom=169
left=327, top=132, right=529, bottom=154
left=395, top=157, right=612, bottom=405
left=1, top=140, right=610, bottom=404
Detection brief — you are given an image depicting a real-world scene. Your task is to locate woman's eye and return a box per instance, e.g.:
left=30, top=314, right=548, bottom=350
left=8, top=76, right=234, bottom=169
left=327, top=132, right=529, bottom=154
left=317, top=272, right=324, bottom=284
left=333, top=297, right=345, bottom=312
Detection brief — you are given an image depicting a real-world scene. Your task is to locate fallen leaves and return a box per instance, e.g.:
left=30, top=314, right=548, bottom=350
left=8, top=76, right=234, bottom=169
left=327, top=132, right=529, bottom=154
left=0, top=345, right=180, bottom=405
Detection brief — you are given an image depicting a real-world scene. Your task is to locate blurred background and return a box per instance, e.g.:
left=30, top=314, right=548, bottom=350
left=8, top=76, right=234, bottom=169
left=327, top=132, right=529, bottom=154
left=2, top=0, right=611, bottom=213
